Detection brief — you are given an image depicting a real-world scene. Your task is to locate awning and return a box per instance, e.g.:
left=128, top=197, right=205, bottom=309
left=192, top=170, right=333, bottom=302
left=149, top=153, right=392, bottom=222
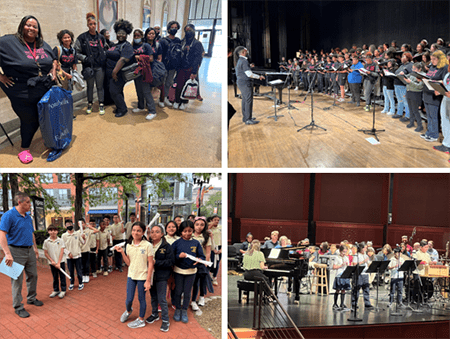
left=88, top=209, right=118, bottom=215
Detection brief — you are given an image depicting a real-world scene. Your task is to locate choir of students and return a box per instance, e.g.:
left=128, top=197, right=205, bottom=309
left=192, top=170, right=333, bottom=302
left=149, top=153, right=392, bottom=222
left=280, top=38, right=450, bottom=162
left=42, top=214, right=221, bottom=332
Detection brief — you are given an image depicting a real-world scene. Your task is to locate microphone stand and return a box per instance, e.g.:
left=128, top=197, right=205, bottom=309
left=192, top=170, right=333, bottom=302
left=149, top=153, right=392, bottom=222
left=297, top=67, right=327, bottom=132
left=358, top=69, right=385, bottom=141
left=323, top=68, right=340, bottom=111
left=283, top=66, right=298, bottom=111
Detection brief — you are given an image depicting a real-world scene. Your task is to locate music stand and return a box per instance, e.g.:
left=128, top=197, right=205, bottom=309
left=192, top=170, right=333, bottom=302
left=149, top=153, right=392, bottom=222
left=400, top=259, right=422, bottom=312
left=297, top=69, right=327, bottom=133
left=267, top=80, right=285, bottom=122
left=366, top=261, right=390, bottom=312
left=343, top=265, right=364, bottom=322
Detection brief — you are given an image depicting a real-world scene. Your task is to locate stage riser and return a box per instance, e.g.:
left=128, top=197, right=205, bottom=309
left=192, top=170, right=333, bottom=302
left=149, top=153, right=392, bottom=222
left=263, top=321, right=449, bottom=339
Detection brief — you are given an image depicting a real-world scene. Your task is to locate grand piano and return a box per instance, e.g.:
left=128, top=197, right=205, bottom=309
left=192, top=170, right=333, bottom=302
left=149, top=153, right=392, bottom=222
left=262, top=247, right=308, bottom=303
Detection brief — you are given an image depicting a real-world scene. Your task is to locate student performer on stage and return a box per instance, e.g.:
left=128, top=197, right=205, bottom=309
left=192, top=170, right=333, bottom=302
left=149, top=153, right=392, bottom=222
left=234, top=46, right=265, bottom=125
left=332, top=245, right=351, bottom=311
left=387, top=248, right=405, bottom=307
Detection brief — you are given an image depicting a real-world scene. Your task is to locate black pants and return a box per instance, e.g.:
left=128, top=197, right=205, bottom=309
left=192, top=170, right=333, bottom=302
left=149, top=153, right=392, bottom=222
left=244, top=269, right=271, bottom=287
left=113, top=239, right=123, bottom=269
left=317, top=74, right=324, bottom=93
left=237, top=80, right=253, bottom=122
left=67, top=257, right=83, bottom=285
left=108, top=71, right=127, bottom=114
left=50, top=263, right=67, bottom=292
left=97, top=249, right=108, bottom=271
left=349, top=82, right=361, bottom=105
left=1, top=82, right=49, bottom=148
left=81, top=252, right=90, bottom=276
left=90, top=248, right=97, bottom=274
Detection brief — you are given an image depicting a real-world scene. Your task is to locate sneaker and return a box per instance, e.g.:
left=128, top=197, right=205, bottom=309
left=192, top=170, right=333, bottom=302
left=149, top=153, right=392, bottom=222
left=406, top=123, right=414, bottom=128
left=387, top=302, right=392, bottom=308
left=15, top=309, right=30, bottom=318
left=82, top=276, right=86, bottom=283
left=158, top=306, right=162, bottom=312
left=68, top=284, right=74, bottom=291
left=337, top=98, right=345, bottom=102
left=294, top=87, right=298, bottom=91
left=92, top=273, right=97, bottom=278
left=399, top=117, right=409, bottom=122
left=58, top=291, right=66, bottom=299
left=425, top=136, right=438, bottom=142
left=365, top=304, right=375, bottom=310
left=85, top=276, right=89, bottom=283
left=108, top=266, right=113, bottom=273
left=99, top=104, right=105, bottom=115
left=146, top=113, right=157, bottom=120
left=173, top=309, right=181, bottom=322
left=181, top=310, right=188, bottom=323
left=128, top=318, right=145, bottom=328
left=386, top=111, right=395, bottom=116
left=158, top=101, right=165, bottom=108
left=78, top=284, right=84, bottom=291
left=120, top=309, right=132, bottom=322
left=119, top=268, right=123, bottom=272
left=96, top=270, right=102, bottom=274
left=164, top=98, right=173, bottom=107
left=380, top=110, right=387, bottom=114
left=49, top=291, right=59, bottom=298
left=132, top=108, right=144, bottom=113
left=364, top=105, right=370, bottom=112
left=145, top=314, right=159, bottom=324
left=392, top=114, right=402, bottom=119
left=212, top=278, right=218, bottom=286
left=420, top=133, right=427, bottom=139
left=27, top=298, right=43, bottom=306
left=415, top=126, right=424, bottom=132
left=332, top=304, right=340, bottom=311
left=179, top=103, right=186, bottom=110
left=173, top=103, right=180, bottom=109
left=340, top=304, right=348, bottom=310
left=103, top=271, right=108, bottom=276
left=191, top=301, right=199, bottom=311
left=198, top=296, right=205, bottom=306
left=86, top=103, right=92, bottom=114
left=433, top=145, right=450, bottom=153
left=160, top=321, right=170, bottom=332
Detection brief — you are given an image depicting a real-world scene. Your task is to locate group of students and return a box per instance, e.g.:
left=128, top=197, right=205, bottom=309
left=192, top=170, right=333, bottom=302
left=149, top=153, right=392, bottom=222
left=240, top=231, right=440, bottom=312
left=280, top=38, right=450, bottom=160
left=0, top=14, right=205, bottom=164
left=42, top=213, right=221, bottom=332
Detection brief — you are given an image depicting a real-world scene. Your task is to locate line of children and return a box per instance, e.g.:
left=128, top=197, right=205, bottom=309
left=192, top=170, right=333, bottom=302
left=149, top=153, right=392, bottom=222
left=43, top=224, right=67, bottom=299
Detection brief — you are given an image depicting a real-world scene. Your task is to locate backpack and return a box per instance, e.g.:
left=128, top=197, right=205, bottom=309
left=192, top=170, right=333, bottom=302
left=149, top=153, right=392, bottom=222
left=151, top=60, right=167, bottom=87
left=167, top=40, right=183, bottom=70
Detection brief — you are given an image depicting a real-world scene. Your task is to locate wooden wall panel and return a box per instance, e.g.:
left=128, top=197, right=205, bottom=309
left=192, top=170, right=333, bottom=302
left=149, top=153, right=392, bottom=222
left=315, top=221, right=384, bottom=247
left=235, top=173, right=310, bottom=220
left=314, top=173, right=389, bottom=225
left=392, top=174, right=450, bottom=227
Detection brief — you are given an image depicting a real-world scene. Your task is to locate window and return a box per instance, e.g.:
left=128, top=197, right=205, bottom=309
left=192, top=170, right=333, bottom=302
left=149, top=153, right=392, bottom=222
left=162, top=1, right=169, bottom=36
left=39, top=173, right=53, bottom=183
left=45, top=189, right=54, bottom=197
left=57, top=173, right=71, bottom=183
left=142, top=0, right=151, bottom=31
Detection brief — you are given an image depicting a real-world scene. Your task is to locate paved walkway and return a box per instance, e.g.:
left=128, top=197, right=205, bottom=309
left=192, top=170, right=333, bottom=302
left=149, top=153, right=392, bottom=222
left=0, top=251, right=222, bottom=339
left=0, top=56, right=222, bottom=168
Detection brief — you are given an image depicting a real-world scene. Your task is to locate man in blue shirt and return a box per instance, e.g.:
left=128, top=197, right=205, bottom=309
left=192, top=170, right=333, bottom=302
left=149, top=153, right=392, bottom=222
left=262, top=230, right=279, bottom=249
left=0, top=192, right=42, bottom=318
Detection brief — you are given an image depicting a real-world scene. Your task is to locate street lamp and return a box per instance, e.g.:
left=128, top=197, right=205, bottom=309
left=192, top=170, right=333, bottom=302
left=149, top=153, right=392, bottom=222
left=193, top=176, right=210, bottom=216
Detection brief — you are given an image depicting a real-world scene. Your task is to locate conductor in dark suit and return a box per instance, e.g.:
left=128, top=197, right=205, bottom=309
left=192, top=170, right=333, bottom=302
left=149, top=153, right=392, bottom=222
left=234, top=46, right=264, bottom=125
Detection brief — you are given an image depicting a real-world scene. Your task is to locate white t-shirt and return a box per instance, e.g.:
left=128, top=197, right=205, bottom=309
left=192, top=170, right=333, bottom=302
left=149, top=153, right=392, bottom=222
left=334, top=255, right=350, bottom=277
left=354, top=253, right=369, bottom=275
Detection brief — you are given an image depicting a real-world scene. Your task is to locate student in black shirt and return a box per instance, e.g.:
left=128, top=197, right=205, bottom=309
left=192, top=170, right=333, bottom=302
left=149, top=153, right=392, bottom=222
left=100, top=29, right=115, bottom=49
left=105, top=19, right=134, bottom=118
left=53, top=30, right=77, bottom=91
left=0, top=15, right=57, bottom=164
left=75, top=12, right=108, bottom=115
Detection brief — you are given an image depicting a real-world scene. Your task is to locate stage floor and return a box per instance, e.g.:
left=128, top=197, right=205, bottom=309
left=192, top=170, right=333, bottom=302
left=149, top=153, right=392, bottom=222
left=228, top=274, right=450, bottom=330
left=228, top=85, right=450, bottom=168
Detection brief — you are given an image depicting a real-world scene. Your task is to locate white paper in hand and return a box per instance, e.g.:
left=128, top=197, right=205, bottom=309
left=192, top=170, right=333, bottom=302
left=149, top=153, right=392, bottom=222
left=0, top=258, right=24, bottom=280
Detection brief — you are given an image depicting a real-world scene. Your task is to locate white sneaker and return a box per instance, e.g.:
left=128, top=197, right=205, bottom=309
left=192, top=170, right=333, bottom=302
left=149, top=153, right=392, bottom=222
left=49, top=291, right=59, bottom=298
left=132, top=108, right=144, bottom=113
left=92, top=272, right=97, bottom=278
left=198, top=296, right=205, bottom=306
left=179, top=103, right=186, bottom=110
left=387, top=112, right=395, bottom=116
left=82, top=276, right=86, bottom=283
left=191, top=301, right=199, bottom=311
left=58, top=291, right=66, bottom=299
left=294, top=87, right=298, bottom=91
left=146, top=113, right=157, bottom=121
left=158, top=101, right=164, bottom=108
left=164, top=98, right=173, bottom=107
left=173, top=103, right=180, bottom=109
left=212, top=278, right=218, bottom=286
left=85, top=276, right=89, bottom=283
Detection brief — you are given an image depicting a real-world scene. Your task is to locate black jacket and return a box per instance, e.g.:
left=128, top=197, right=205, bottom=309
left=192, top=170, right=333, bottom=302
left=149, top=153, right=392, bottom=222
left=74, top=31, right=108, bottom=68
left=154, top=241, right=175, bottom=282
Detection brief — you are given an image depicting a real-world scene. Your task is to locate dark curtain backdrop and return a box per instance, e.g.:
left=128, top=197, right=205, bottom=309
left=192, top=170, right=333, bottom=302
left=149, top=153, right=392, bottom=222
left=230, top=0, right=450, bottom=68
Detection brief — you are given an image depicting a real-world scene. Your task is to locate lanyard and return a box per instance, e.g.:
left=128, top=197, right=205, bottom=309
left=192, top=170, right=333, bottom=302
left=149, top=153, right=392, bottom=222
left=25, top=41, right=42, bottom=76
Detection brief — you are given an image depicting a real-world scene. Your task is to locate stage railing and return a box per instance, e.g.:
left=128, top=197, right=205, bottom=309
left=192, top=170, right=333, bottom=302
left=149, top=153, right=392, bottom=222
left=253, top=280, right=305, bottom=339
left=228, top=323, right=239, bottom=339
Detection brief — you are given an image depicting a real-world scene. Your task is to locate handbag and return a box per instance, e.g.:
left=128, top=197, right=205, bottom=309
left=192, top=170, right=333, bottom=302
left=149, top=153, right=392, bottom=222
left=121, top=63, right=140, bottom=82
left=81, top=39, right=95, bottom=80
left=168, top=83, right=177, bottom=102
left=151, top=60, right=167, bottom=87
left=180, top=79, right=199, bottom=100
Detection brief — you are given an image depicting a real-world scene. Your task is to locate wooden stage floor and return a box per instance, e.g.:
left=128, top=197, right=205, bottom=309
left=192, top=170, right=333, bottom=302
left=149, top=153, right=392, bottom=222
left=228, top=85, right=450, bottom=168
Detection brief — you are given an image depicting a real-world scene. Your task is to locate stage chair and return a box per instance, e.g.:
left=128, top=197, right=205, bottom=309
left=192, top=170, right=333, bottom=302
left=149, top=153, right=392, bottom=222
left=310, top=263, right=328, bottom=296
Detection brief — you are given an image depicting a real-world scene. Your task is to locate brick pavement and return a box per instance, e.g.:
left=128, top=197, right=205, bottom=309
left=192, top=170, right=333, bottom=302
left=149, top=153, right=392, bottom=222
left=0, top=254, right=222, bottom=339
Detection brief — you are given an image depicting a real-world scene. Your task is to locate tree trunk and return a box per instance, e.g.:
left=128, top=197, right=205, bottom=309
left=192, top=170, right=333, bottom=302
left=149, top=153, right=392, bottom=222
left=74, top=173, right=85, bottom=230
left=9, top=174, right=18, bottom=204
left=2, top=174, right=9, bottom=212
